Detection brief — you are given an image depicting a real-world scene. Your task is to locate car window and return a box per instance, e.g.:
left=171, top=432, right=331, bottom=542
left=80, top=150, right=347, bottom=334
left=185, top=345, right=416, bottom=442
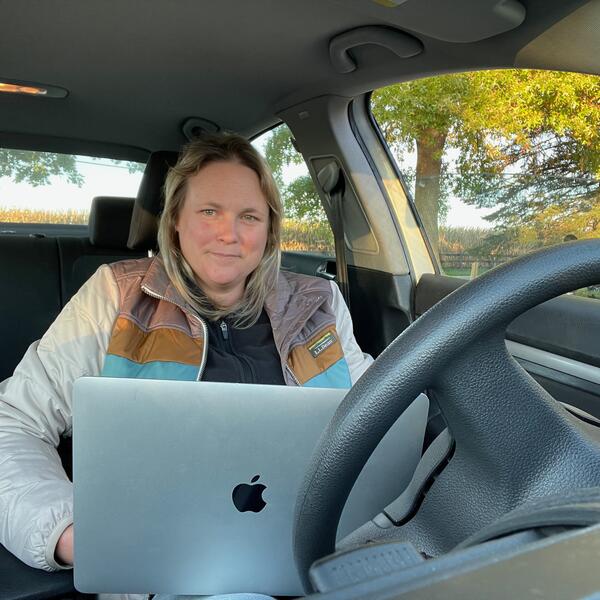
left=371, top=69, right=600, bottom=300
left=0, top=148, right=144, bottom=227
left=253, top=125, right=334, bottom=256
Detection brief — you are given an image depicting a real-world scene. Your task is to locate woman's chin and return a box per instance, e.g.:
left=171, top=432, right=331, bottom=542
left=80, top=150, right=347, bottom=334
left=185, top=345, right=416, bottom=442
left=196, top=273, right=246, bottom=292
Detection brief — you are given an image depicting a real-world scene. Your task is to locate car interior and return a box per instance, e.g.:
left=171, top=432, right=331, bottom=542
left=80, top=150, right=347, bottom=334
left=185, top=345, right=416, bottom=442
left=1, top=0, right=600, bottom=598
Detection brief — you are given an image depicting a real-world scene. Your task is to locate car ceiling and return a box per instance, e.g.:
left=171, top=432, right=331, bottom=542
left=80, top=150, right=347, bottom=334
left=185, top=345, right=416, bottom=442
left=0, top=0, right=596, bottom=159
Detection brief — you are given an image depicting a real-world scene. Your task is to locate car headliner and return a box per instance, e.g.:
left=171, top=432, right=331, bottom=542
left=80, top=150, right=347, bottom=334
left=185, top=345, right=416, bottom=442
left=0, top=0, right=597, bottom=159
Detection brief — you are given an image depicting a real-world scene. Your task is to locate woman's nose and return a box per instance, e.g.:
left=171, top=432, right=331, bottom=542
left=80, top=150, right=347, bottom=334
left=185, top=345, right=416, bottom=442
left=216, top=216, right=238, bottom=242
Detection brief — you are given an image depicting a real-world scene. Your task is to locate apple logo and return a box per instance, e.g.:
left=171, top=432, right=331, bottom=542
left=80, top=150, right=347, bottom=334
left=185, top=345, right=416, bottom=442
left=232, top=475, right=267, bottom=513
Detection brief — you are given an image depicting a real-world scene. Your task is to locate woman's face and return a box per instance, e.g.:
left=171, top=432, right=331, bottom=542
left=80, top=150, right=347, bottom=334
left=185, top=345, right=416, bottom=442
left=176, top=160, right=270, bottom=306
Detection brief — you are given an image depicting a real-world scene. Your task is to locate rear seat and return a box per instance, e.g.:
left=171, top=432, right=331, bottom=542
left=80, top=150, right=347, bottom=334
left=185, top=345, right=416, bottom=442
left=58, top=195, right=144, bottom=304
left=0, top=235, right=63, bottom=382
left=0, top=196, right=145, bottom=382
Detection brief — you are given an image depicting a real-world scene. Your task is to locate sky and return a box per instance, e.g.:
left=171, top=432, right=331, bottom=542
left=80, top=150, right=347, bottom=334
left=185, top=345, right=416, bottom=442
left=0, top=158, right=144, bottom=216
left=444, top=198, right=494, bottom=228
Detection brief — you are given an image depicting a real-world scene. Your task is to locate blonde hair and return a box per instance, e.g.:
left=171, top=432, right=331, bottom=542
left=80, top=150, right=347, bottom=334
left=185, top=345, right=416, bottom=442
left=158, top=133, right=282, bottom=327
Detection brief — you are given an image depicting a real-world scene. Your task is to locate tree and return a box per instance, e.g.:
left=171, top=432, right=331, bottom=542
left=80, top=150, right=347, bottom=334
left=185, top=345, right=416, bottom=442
left=263, top=125, right=324, bottom=220
left=0, top=150, right=84, bottom=186
left=373, top=75, right=469, bottom=250
left=281, top=175, right=324, bottom=219
left=0, top=150, right=144, bottom=187
left=371, top=70, right=600, bottom=253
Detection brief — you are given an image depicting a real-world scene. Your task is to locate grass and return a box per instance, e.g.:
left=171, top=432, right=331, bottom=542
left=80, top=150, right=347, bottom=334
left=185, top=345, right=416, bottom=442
left=575, top=288, right=600, bottom=300
left=442, top=268, right=470, bottom=277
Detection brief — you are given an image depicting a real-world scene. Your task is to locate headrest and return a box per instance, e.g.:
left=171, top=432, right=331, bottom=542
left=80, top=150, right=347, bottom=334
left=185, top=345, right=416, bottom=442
left=127, top=151, right=180, bottom=251
left=88, top=196, right=136, bottom=249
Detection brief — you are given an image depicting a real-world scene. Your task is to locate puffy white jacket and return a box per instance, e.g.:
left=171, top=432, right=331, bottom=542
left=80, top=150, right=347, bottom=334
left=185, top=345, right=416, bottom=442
left=0, top=261, right=372, bottom=572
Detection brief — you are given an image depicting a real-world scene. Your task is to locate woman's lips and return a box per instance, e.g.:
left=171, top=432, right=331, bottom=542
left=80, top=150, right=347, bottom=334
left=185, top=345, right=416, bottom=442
left=210, top=251, right=240, bottom=259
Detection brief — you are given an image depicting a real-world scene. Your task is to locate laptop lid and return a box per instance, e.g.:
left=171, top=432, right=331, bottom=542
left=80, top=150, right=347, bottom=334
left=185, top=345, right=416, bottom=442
left=72, top=378, right=428, bottom=596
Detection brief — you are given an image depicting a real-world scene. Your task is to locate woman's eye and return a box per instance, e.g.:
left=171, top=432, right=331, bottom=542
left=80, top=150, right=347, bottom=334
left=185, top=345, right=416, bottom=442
left=200, top=209, right=216, bottom=216
left=242, top=214, right=259, bottom=222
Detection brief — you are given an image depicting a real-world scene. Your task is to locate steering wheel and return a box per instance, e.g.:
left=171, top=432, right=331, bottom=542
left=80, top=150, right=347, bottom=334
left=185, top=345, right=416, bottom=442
left=293, top=239, right=600, bottom=592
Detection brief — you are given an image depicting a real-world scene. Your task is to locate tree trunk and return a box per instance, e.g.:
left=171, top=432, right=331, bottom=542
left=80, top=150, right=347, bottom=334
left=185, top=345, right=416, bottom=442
left=415, top=129, right=447, bottom=257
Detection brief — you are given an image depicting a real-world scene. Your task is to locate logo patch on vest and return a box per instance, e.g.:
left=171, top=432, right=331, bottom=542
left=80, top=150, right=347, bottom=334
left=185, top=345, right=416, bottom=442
left=308, top=331, right=337, bottom=358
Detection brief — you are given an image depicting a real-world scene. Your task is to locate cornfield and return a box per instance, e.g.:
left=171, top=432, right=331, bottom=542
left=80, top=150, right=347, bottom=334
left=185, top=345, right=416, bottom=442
left=0, top=207, right=88, bottom=225
left=0, top=208, right=336, bottom=252
left=439, top=226, right=490, bottom=253
left=280, top=218, right=334, bottom=254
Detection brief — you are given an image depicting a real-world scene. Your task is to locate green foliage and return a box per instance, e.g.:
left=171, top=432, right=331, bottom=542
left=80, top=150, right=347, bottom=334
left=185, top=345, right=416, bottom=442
left=576, top=287, right=600, bottom=300
left=0, top=149, right=84, bottom=186
left=372, top=70, right=600, bottom=250
left=282, top=175, right=324, bottom=219
left=263, top=125, right=303, bottom=188
left=453, top=71, right=600, bottom=228
left=373, top=74, right=470, bottom=152
left=0, top=149, right=144, bottom=188
left=263, top=125, right=325, bottom=221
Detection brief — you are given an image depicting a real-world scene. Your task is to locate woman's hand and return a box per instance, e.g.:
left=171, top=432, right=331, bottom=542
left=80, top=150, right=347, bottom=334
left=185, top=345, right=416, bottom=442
left=55, top=524, right=74, bottom=566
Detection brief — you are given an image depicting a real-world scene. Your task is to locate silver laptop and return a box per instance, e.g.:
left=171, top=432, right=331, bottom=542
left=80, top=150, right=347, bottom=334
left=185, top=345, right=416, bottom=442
left=72, top=378, right=428, bottom=596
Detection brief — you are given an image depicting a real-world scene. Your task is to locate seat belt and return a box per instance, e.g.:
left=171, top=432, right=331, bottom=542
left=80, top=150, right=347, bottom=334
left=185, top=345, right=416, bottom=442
left=317, top=161, right=350, bottom=308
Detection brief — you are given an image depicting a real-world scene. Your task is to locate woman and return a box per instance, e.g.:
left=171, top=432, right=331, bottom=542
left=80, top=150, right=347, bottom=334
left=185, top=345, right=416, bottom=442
left=0, top=133, right=372, bottom=575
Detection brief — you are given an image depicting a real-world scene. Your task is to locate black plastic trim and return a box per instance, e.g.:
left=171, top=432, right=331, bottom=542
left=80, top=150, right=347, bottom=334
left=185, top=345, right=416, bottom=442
left=515, top=357, right=600, bottom=397
left=0, top=223, right=88, bottom=238
left=0, top=132, right=149, bottom=162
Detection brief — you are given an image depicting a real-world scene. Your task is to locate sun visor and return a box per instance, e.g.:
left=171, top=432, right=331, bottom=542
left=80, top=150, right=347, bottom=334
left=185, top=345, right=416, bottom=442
left=331, top=0, right=526, bottom=43
left=515, top=1, right=600, bottom=75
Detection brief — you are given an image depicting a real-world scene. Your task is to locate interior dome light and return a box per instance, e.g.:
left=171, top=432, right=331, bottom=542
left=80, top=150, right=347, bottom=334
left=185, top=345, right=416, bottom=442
left=0, top=79, right=67, bottom=98
left=0, top=82, right=47, bottom=95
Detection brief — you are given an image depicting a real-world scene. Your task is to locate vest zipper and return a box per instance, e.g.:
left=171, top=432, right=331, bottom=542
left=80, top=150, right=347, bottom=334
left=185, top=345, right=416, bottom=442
left=140, top=284, right=209, bottom=381
left=286, top=364, right=300, bottom=385
left=217, top=319, right=257, bottom=383
left=220, top=321, right=229, bottom=340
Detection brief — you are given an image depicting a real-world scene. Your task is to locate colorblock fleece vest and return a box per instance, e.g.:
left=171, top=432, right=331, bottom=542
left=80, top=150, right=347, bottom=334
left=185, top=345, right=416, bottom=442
left=102, top=256, right=354, bottom=388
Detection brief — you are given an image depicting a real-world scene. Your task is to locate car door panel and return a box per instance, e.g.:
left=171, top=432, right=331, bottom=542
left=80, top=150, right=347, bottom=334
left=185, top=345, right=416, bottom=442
left=348, top=267, right=413, bottom=359
left=415, top=274, right=600, bottom=417
left=281, top=251, right=334, bottom=278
